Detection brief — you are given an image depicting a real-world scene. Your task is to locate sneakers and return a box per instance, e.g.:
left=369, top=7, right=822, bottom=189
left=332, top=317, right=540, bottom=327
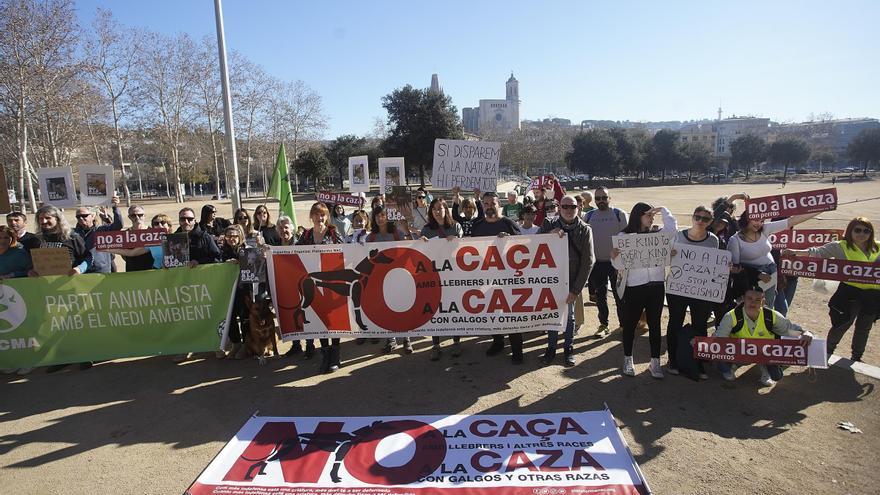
left=430, top=346, right=442, bottom=361
left=648, top=358, right=664, bottom=379
left=451, top=342, right=463, bottom=357
left=383, top=339, right=397, bottom=353
left=511, top=354, right=524, bottom=364
left=403, top=340, right=414, bottom=354
left=594, top=324, right=609, bottom=337
left=171, top=353, right=192, bottom=363
left=699, top=372, right=709, bottom=380
left=622, top=356, right=635, bottom=376
left=564, top=352, right=575, bottom=367
left=759, top=368, right=775, bottom=387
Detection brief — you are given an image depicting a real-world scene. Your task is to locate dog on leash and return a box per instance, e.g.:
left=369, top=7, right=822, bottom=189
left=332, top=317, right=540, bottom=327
left=245, top=293, right=279, bottom=365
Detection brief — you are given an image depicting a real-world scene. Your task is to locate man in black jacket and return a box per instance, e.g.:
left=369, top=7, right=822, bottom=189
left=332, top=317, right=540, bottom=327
left=177, top=207, right=220, bottom=265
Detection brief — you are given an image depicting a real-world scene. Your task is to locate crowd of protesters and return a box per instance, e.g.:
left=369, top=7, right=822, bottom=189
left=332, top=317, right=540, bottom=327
left=2, top=176, right=876, bottom=387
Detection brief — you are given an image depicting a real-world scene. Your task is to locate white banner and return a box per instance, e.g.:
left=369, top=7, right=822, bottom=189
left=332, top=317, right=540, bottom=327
left=612, top=231, right=673, bottom=270
left=186, top=411, right=650, bottom=495
left=267, top=235, right=569, bottom=340
left=666, top=244, right=731, bottom=303
left=431, top=139, right=500, bottom=191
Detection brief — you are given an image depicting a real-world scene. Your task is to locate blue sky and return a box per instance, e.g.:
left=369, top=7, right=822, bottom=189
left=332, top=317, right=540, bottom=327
left=76, top=0, right=879, bottom=138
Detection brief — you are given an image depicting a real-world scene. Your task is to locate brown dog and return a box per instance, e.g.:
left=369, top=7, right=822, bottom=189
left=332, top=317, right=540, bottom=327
left=245, top=295, right=279, bottom=365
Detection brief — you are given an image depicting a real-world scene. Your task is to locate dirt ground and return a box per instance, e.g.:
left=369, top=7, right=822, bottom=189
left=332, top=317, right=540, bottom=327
left=2, top=179, right=878, bottom=494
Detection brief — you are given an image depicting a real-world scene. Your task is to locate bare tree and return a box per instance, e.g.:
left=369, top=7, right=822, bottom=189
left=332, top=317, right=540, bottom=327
left=268, top=79, right=327, bottom=191
left=193, top=35, right=225, bottom=199
left=231, top=52, right=273, bottom=197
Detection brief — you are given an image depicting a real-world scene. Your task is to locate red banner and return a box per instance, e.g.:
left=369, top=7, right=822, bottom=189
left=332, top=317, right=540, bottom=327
left=528, top=175, right=552, bottom=191
left=316, top=191, right=364, bottom=208
left=94, top=228, right=165, bottom=251
left=745, top=187, right=837, bottom=220
left=769, top=229, right=844, bottom=250
left=780, top=256, right=880, bottom=285
left=693, top=337, right=808, bottom=366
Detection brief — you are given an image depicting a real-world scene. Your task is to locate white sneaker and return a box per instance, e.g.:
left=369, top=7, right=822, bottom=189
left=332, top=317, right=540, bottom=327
left=648, top=358, right=664, bottom=379
left=594, top=324, right=609, bottom=337
left=622, top=356, right=636, bottom=376
left=759, top=367, right=775, bottom=387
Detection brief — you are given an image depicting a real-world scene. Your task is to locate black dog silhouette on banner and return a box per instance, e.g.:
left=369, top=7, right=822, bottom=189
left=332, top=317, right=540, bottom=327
left=293, top=249, right=395, bottom=331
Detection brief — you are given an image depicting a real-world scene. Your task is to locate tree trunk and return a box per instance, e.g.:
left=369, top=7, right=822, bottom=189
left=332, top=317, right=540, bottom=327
left=220, top=138, right=231, bottom=198
left=863, top=160, right=870, bottom=178
left=261, top=157, right=268, bottom=196
left=44, top=111, right=59, bottom=168
left=110, top=100, right=132, bottom=206
left=135, top=162, right=144, bottom=199
left=783, top=163, right=789, bottom=182
left=86, top=119, right=102, bottom=166
left=19, top=106, right=37, bottom=213
left=162, top=162, right=171, bottom=198
left=745, top=163, right=751, bottom=181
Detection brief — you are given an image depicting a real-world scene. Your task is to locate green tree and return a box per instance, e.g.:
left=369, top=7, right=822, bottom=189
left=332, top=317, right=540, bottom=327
left=729, top=133, right=766, bottom=180
left=381, top=85, right=463, bottom=186
left=293, top=146, right=331, bottom=191
left=846, top=128, right=880, bottom=177
left=324, top=134, right=367, bottom=188
left=646, top=129, right=683, bottom=182
left=810, top=147, right=837, bottom=174
left=565, top=130, right=619, bottom=181
left=768, top=137, right=811, bottom=182
left=608, top=128, right=646, bottom=179
left=680, top=141, right=712, bottom=182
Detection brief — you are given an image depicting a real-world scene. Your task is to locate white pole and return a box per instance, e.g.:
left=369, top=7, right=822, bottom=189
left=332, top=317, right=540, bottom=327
left=214, top=0, right=241, bottom=213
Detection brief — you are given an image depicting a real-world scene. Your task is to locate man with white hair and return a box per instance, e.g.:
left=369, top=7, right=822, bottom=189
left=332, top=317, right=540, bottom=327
left=74, top=195, right=123, bottom=273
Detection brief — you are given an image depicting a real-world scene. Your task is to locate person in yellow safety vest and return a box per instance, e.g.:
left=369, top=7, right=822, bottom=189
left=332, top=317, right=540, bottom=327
left=784, top=217, right=879, bottom=362
left=714, top=286, right=813, bottom=386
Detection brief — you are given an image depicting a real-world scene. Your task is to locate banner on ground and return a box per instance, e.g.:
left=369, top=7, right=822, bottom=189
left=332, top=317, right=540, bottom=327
left=95, top=228, right=165, bottom=251
left=0, top=264, right=238, bottom=369
left=769, top=229, right=844, bottom=250
left=431, top=139, right=500, bottom=191
left=780, top=256, right=880, bottom=285
left=185, top=410, right=651, bottom=495
left=315, top=191, right=364, bottom=208
left=267, top=235, right=569, bottom=340
left=745, top=187, right=837, bottom=221
left=612, top=232, right=674, bottom=270
left=666, top=245, right=731, bottom=303
left=693, top=336, right=828, bottom=368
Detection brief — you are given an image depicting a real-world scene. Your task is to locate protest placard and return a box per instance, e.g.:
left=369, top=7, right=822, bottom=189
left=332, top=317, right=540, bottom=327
left=0, top=264, right=238, bottom=370
left=95, top=228, right=165, bottom=251
left=611, top=231, right=674, bottom=270
left=379, top=157, right=405, bottom=194
left=431, top=139, right=500, bottom=191
left=163, top=233, right=190, bottom=268
left=780, top=256, right=880, bottom=285
left=769, top=228, right=844, bottom=250
left=694, top=336, right=828, bottom=368
left=666, top=245, right=731, bottom=303
left=30, top=247, right=72, bottom=276
left=78, top=164, right=115, bottom=206
left=528, top=175, right=552, bottom=191
left=745, top=187, right=837, bottom=221
left=186, top=410, right=651, bottom=495
left=37, top=167, right=77, bottom=208
left=384, top=185, right=412, bottom=222
left=315, top=191, right=364, bottom=208
left=267, top=235, right=569, bottom=340
left=348, top=155, right=370, bottom=193
left=239, top=247, right=267, bottom=284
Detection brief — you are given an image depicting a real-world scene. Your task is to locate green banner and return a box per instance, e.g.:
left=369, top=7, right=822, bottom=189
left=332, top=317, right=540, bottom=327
left=0, top=263, right=239, bottom=369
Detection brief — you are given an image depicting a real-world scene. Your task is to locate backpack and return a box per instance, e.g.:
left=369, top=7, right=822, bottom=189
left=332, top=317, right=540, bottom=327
left=585, top=207, right=622, bottom=223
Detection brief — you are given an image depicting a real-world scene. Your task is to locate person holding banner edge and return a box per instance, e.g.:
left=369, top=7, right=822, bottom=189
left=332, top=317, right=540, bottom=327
left=783, top=217, right=879, bottom=362
left=611, top=203, right=675, bottom=378
left=539, top=195, right=595, bottom=367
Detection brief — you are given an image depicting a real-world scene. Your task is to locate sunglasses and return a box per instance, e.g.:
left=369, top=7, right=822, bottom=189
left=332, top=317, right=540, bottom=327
left=129, top=213, right=144, bottom=218
left=693, top=215, right=713, bottom=223
left=417, top=195, right=426, bottom=199
left=853, top=227, right=872, bottom=234
left=75, top=214, right=91, bottom=219
left=152, top=221, right=169, bottom=226
left=179, top=217, right=195, bottom=222
left=595, top=196, right=608, bottom=201
left=560, top=205, right=577, bottom=210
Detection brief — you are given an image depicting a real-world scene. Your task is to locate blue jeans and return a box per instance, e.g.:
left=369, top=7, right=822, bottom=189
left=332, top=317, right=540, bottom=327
left=774, top=276, right=799, bottom=316
left=547, top=303, right=575, bottom=355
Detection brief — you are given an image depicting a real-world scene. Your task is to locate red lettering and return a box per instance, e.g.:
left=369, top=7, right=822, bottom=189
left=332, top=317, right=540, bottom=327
left=532, top=243, right=556, bottom=269
left=463, top=289, right=485, bottom=313
left=499, top=420, right=528, bottom=437
left=533, top=288, right=558, bottom=311
left=486, top=290, right=511, bottom=312
left=456, top=246, right=480, bottom=271
left=510, top=288, right=534, bottom=312
left=482, top=245, right=505, bottom=270
left=471, top=450, right=502, bottom=473
left=470, top=419, right=497, bottom=437
left=506, top=244, right=530, bottom=270
left=505, top=450, right=538, bottom=472
left=558, top=417, right=587, bottom=435
left=344, top=420, right=446, bottom=485
left=526, top=418, right=555, bottom=436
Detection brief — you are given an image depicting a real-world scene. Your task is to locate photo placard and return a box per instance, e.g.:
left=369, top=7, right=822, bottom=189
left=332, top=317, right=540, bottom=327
left=37, top=167, right=77, bottom=208
left=78, top=165, right=115, bottom=206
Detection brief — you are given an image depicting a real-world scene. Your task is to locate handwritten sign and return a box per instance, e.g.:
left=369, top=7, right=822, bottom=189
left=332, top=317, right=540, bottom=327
left=745, top=187, right=837, bottom=221
left=31, top=247, right=72, bottom=276
left=780, top=256, right=880, bottom=285
left=666, top=245, right=731, bottom=303
left=612, top=231, right=674, bottom=269
left=95, top=228, right=165, bottom=251
left=315, top=191, right=364, bottom=208
left=768, top=229, right=844, bottom=250
left=431, top=139, right=500, bottom=191
left=694, top=336, right=827, bottom=368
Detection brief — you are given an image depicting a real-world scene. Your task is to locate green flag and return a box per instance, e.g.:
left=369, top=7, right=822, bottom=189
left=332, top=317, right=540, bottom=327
left=268, top=143, right=296, bottom=228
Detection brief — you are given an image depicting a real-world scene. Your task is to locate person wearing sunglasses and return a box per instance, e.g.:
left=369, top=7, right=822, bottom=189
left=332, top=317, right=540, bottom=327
left=199, top=204, right=231, bottom=243
left=783, top=217, right=879, bottom=362
left=585, top=187, right=628, bottom=338
left=105, top=204, right=156, bottom=272
left=73, top=194, right=123, bottom=274
left=177, top=207, right=221, bottom=266
left=410, top=192, right=430, bottom=234
left=538, top=196, right=595, bottom=367
left=665, top=206, right=719, bottom=378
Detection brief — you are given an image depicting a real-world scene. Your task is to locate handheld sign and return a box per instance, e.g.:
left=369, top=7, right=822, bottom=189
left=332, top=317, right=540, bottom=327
left=745, top=187, right=837, bottom=221
left=529, top=175, right=552, bottom=191
left=384, top=186, right=412, bottom=222
left=37, top=167, right=77, bottom=208
left=315, top=191, right=364, bottom=208
left=347, top=155, right=370, bottom=193
left=78, top=165, right=115, bottom=206
left=162, top=233, right=190, bottom=268
left=694, top=336, right=828, bottom=368
left=95, top=228, right=165, bottom=251
left=769, top=229, right=845, bottom=250
left=780, top=256, right=880, bottom=285
left=378, top=157, right=405, bottom=194
left=431, top=139, right=500, bottom=191
left=666, top=245, right=731, bottom=303
left=31, top=247, right=72, bottom=275
left=612, top=231, right=674, bottom=269
left=239, top=247, right=266, bottom=284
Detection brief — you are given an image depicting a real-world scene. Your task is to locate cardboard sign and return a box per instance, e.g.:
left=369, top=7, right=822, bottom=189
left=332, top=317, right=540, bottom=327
left=694, top=336, right=828, bottom=368
left=31, top=247, right=72, bottom=276
left=163, top=233, right=190, bottom=268
left=745, top=187, right=837, bottom=221
left=612, top=231, right=674, bottom=270
left=384, top=185, right=412, bottom=222
left=239, top=247, right=267, bottom=284
left=780, top=256, right=880, bottom=285
left=768, top=229, right=844, bottom=250
left=378, top=157, right=405, bottom=194
left=94, top=228, right=166, bottom=251
left=348, top=155, right=370, bottom=193
left=186, top=410, right=651, bottom=495
left=315, top=191, right=364, bottom=208
left=431, top=139, right=500, bottom=191
left=37, top=166, right=77, bottom=207
left=78, top=164, right=115, bottom=206
left=666, top=245, right=731, bottom=303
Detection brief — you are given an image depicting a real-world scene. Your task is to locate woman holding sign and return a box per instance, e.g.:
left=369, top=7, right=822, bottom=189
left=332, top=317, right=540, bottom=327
left=783, top=217, right=879, bottom=362
left=611, top=203, right=676, bottom=378
left=420, top=198, right=464, bottom=360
